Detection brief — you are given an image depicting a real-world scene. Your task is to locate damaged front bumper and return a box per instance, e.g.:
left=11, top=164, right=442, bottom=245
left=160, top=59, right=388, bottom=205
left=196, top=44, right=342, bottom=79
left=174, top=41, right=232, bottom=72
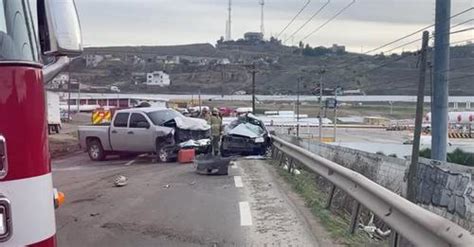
left=221, top=135, right=270, bottom=156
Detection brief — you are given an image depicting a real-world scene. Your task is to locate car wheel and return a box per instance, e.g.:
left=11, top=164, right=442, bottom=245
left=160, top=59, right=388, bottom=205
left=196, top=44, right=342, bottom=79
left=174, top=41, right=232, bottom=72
left=157, top=146, right=169, bottom=163
left=88, top=140, right=106, bottom=161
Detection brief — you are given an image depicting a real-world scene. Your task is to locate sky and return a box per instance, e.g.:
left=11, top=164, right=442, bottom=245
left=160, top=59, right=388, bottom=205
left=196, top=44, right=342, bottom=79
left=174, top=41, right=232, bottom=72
left=76, top=0, right=474, bottom=53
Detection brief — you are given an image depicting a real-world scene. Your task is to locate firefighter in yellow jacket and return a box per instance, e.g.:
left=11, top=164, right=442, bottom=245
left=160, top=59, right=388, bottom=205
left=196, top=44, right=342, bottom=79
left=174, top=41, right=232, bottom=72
left=208, top=108, right=223, bottom=156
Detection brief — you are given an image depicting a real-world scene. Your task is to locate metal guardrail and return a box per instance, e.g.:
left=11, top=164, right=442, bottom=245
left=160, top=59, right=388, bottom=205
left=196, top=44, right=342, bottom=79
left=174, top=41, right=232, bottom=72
left=271, top=135, right=474, bottom=247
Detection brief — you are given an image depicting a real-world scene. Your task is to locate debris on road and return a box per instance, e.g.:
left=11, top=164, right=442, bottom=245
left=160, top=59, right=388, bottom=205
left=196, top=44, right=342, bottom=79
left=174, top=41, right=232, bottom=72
left=113, top=175, right=128, bottom=187
left=90, top=213, right=100, bottom=217
left=195, top=155, right=232, bottom=175
left=163, top=184, right=170, bottom=189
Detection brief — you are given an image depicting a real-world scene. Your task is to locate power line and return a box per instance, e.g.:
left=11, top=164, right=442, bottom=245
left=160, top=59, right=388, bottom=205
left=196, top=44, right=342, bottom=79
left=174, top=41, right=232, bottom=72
left=301, top=0, right=356, bottom=42
left=276, top=0, right=312, bottom=39
left=284, top=0, right=330, bottom=43
left=451, top=18, right=474, bottom=29
left=364, top=7, right=474, bottom=55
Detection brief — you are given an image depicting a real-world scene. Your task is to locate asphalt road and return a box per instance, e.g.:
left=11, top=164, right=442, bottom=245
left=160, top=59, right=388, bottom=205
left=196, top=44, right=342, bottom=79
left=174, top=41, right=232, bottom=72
left=52, top=153, right=319, bottom=246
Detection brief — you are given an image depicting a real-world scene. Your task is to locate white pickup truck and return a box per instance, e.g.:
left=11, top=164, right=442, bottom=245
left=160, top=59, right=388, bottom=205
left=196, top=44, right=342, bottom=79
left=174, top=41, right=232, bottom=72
left=78, top=107, right=211, bottom=162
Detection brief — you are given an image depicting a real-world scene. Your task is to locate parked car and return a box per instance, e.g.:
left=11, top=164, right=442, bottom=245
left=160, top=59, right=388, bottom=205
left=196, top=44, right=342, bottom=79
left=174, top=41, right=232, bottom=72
left=78, top=107, right=211, bottom=162
left=220, top=114, right=272, bottom=157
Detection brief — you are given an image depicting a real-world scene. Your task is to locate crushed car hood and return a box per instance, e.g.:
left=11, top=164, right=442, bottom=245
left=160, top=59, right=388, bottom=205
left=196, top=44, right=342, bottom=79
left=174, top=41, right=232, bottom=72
left=174, top=116, right=210, bottom=131
left=227, top=123, right=264, bottom=138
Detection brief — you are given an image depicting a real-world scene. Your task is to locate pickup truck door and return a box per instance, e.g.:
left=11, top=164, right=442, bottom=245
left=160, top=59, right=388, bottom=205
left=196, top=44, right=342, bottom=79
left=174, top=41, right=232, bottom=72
left=127, top=113, right=155, bottom=152
left=109, top=112, right=130, bottom=151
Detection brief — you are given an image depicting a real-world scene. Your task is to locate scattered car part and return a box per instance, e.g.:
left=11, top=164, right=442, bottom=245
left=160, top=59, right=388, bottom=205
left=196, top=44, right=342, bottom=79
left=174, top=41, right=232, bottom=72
left=113, top=175, right=128, bottom=187
left=195, top=155, right=232, bottom=175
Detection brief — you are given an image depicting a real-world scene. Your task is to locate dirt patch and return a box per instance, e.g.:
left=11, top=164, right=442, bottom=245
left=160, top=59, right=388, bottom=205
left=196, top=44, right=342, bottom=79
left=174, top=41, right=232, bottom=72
left=49, top=136, right=80, bottom=159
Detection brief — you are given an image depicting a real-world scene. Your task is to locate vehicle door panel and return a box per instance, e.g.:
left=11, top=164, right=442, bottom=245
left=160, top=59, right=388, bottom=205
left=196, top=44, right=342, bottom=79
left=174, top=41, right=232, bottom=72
left=109, top=112, right=130, bottom=151
left=128, top=113, right=155, bottom=152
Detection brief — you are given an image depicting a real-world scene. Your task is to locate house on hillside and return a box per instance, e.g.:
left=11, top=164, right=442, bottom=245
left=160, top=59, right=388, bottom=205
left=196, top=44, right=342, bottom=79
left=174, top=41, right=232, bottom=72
left=49, top=73, right=69, bottom=89
left=217, top=58, right=231, bottom=65
left=331, top=44, right=346, bottom=54
left=145, top=71, right=171, bottom=87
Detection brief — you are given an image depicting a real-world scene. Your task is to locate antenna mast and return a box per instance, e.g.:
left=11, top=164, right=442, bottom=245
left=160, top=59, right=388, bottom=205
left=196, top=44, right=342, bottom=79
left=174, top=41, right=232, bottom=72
left=226, top=0, right=232, bottom=40
left=259, top=0, right=265, bottom=36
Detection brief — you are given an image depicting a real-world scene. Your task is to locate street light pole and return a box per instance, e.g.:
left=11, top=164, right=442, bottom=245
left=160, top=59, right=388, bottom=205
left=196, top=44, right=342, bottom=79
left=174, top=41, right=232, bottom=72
left=251, top=64, right=257, bottom=114
left=296, top=77, right=301, bottom=137
left=333, top=88, right=338, bottom=142
left=319, top=70, right=325, bottom=142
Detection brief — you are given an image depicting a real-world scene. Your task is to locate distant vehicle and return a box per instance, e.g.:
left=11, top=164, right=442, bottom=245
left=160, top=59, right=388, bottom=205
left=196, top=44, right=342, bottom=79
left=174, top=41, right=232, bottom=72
left=47, top=91, right=61, bottom=134
left=424, top=112, right=474, bottom=124
left=60, top=109, right=72, bottom=122
left=221, top=114, right=272, bottom=157
left=234, top=90, right=246, bottom=95
left=110, top=86, right=120, bottom=92
left=235, top=107, right=253, bottom=114
left=78, top=108, right=211, bottom=162
left=219, top=107, right=234, bottom=117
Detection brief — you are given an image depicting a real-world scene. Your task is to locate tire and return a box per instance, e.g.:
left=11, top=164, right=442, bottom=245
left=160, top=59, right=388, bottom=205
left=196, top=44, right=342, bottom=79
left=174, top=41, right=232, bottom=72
left=156, top=145, right=169, bottom=163
left=54, top=125, right=60, bottom=134
left=87, top=139, right=106, bottom=161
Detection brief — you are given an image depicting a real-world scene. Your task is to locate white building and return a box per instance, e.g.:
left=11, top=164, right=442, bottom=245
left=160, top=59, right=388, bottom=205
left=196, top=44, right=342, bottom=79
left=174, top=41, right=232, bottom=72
left=50, top=73, right=69, bottom=89
left=145, top=71, right=171, bottom=87
left=217, top=58, right=231, bottom=65
left=85, top=54, right=104, bottom=67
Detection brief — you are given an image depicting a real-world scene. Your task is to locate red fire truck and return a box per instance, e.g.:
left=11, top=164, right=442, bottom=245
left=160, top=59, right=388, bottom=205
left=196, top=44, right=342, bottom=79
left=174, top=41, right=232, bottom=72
left=0, top=0, right=82, bottom=246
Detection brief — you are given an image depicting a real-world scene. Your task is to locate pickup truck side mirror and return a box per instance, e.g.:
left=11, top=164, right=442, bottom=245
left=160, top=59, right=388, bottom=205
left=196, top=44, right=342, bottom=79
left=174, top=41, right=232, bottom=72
left=137, top=122, right=150, bottom=129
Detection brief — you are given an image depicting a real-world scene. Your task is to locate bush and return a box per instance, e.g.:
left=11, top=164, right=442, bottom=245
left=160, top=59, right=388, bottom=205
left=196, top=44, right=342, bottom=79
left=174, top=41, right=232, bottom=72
left=419, top=148, right=474, bottom=167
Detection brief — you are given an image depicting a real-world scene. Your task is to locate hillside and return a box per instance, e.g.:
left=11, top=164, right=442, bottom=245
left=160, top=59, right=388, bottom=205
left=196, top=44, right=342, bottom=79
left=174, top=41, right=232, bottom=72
left=65, top=42, right=474, bottom=96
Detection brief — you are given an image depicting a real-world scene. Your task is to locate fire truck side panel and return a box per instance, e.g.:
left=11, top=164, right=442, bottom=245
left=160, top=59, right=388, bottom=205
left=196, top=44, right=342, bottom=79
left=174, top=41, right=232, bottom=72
left=0, top=66, right=51, bottom=181
left=0, top=66, right=56, bottom=245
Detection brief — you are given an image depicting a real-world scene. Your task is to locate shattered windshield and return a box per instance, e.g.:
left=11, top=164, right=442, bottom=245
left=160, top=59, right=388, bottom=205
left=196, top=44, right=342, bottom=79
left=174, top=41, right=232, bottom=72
left=146, top=109, right=181, bottom=125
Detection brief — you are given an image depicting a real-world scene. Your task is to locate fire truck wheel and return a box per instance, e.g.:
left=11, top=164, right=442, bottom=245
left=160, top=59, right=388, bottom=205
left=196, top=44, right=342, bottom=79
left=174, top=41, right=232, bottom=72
left=87, top=139, right=106, bottom=161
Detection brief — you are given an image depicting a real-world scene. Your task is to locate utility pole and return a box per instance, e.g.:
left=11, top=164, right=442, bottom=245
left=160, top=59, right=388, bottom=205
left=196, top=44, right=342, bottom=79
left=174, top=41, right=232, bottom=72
left=77, top=82, right=81, bottom=112
left=251, top=64, right=257, bottom=114
left=296, top=77, right=301, bottom=137
left=431, top=0, right=451, bottom=161
left=407, top=31, right=430, bottom=202
left=67, top=71, right=71, bottom=120
left=333, top=87, right=338, bottom=141
left=318, top=69, right=325, bottom=142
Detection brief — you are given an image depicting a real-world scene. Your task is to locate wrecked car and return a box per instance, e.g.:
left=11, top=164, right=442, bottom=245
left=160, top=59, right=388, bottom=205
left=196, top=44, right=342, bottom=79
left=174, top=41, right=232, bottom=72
left=78, top=107, right=211, bottom=162
left=220, top=114, right=272, bottom=157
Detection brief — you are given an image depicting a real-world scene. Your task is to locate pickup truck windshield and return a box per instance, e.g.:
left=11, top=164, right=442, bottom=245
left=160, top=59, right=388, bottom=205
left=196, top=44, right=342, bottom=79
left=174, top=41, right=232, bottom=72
left=146, top=110, right=182, bottom=126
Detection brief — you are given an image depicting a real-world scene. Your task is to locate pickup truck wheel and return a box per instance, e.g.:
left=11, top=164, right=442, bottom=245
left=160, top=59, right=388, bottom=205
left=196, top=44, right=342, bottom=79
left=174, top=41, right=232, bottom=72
left=88, top=140, right=106, bottom=161
left=157, top=146, right=169, bottom=163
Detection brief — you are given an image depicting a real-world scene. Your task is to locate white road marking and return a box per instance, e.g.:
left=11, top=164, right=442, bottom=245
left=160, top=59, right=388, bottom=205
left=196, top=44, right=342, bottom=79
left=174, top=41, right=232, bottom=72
left=125, top=159, right=136, bottom=166
left=234, top=176, right=243, bottom=188
left=239, top=201, right=253, bottom=226
left=52, top=167, right=82, bottom=172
